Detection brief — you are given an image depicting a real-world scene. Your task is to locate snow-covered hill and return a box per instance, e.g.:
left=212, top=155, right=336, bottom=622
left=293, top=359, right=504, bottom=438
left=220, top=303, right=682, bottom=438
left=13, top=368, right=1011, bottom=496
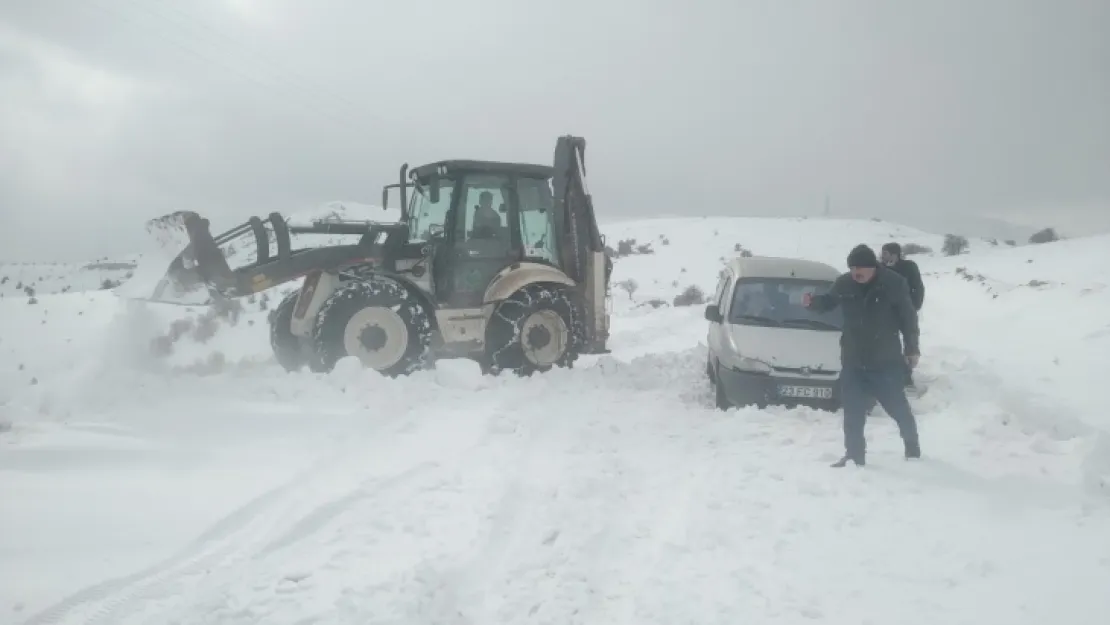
left=1, top=214, right=1108, bottom=625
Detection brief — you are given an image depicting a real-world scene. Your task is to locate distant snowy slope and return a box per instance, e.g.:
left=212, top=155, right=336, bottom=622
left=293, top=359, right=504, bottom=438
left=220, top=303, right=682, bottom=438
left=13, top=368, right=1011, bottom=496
left=602, top=216, right=994, bottom=312
left=286, top=200, right=401, bottom=225
left=0, top=259, right=136, bottom=299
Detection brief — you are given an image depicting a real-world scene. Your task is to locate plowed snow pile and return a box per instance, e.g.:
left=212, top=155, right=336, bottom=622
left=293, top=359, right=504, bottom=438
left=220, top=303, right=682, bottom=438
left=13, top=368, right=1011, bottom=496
left=1, top=215, right=1108, bottom=625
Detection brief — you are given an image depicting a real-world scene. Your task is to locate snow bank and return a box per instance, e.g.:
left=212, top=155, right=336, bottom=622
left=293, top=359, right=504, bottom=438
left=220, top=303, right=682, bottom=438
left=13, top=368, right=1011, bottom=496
left=922, top=234, right=1110, bottom=434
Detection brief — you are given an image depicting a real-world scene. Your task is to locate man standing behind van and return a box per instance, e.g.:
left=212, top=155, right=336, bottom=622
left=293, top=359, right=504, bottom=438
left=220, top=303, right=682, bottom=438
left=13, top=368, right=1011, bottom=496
left=881, top=242, right=925, bottom=388
left=803, top=244, right=921, bottom=467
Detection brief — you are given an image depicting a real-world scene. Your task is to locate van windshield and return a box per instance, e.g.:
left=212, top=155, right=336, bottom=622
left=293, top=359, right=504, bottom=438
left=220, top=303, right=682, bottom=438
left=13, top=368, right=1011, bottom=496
left=729, top=278, right=843, bottom=331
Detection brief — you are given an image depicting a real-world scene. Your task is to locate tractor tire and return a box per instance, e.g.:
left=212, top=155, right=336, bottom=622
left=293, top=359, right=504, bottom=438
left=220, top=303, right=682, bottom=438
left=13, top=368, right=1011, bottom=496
left=269, top=289, right=307, bottom=372
left=486, top=284, right=583, bottom=376
left=310, top=280, right=432, bottom=376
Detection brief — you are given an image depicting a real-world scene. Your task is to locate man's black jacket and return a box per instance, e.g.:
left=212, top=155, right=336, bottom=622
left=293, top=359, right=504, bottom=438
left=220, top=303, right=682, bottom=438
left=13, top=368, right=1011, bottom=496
left=888, top=258, right=925, bottom=310
left=808, top=267, right=920, bottom=369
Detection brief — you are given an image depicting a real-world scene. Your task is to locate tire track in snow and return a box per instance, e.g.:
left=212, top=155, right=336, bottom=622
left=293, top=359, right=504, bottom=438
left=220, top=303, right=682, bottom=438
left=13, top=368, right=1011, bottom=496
left=403, top=381, right=586, bottom=623
left=18, top=403, right=478, bottom=625
left=255, top=405, right=508, bottom=564
left=437, top=373, right=712, bottom=623
left=19, top=447, right=344, bottom=625
left=588, top=454, right=710, bottom=625
left=98, top=393, right=504, bottom=625
left=252, top=459, right=441, bottom=559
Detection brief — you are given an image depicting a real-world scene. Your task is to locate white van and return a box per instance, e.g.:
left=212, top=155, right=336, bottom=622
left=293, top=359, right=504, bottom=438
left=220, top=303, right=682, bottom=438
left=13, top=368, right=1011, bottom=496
left=704, top=256, right=843, bottom=411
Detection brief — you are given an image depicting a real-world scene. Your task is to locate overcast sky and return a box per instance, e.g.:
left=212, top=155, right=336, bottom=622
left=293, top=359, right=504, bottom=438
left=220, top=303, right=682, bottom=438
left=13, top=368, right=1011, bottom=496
left=2, top=0, right=1108, bottom=260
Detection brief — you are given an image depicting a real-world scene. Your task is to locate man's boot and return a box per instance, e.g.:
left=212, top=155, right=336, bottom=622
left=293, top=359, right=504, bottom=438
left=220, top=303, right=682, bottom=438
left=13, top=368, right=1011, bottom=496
left=831, top=454, right=865, bottom=468
left=904, top=439, right=921, bottom=459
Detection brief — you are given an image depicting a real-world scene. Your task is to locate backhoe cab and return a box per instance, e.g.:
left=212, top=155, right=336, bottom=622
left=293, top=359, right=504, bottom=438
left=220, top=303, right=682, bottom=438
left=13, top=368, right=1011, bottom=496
left=133, top=135, right=612, bottom=376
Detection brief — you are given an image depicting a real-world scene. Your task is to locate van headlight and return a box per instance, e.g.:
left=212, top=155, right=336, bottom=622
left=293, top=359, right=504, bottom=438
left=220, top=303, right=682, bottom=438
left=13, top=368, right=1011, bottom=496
left=728, top=357, right=772, bottom=374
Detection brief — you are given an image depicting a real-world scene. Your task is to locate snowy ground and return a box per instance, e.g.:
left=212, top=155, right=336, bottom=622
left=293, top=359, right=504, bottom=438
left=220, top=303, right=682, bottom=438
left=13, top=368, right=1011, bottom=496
left=2, top=215, right=1109, bottom=625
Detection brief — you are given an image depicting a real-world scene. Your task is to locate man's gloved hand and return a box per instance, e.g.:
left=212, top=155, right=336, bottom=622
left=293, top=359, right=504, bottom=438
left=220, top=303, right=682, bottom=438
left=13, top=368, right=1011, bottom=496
left=905, top=352, right=920, bottom=368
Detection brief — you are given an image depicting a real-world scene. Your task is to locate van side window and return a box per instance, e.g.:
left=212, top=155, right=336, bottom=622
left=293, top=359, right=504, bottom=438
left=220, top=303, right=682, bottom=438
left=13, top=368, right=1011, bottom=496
left=717, top=277, right=733, bottom=312
left=712, top=272, right=730, bottom=305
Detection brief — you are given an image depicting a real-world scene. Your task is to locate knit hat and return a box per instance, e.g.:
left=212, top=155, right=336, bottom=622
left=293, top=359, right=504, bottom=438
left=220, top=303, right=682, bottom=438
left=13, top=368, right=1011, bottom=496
left=847, top=244, right=879, bottom=268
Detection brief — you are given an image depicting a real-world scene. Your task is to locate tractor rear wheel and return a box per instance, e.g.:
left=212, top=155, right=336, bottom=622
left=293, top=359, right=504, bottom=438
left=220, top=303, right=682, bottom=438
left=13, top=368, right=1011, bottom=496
left=269, top=289, right=307, bottom=372
left=311, top=280, right=432, bottom=376
left=486, top=284, right=582, bottom=375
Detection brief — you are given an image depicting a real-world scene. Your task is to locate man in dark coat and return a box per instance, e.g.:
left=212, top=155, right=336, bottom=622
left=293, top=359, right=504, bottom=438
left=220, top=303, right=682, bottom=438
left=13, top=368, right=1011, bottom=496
left=880, top=243, right=925, bottom=310
left=881, top=242, right=925, bottom=387
left=803, top=244, right=921, bottom=467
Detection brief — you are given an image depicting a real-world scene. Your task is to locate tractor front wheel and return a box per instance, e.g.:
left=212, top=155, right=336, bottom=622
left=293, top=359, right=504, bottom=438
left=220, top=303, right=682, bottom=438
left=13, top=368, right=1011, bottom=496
left=486, top=284, right=582, bottom=376
left=311, top=280, right=432, bottom=376
left=269, top=289, right=308, bottom=372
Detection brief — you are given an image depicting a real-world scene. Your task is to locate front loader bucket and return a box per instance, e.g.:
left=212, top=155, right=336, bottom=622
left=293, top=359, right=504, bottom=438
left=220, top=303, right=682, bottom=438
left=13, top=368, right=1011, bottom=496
left=115, top=211, right=233, bottom=306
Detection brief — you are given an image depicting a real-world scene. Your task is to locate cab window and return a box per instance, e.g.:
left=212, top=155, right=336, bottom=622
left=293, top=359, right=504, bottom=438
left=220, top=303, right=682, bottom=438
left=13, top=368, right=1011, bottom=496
left=407, top=179, right=454, bottom=242
left=516, top=177, right=560, bottom=264
left=455, top=174, right=512, bottom=259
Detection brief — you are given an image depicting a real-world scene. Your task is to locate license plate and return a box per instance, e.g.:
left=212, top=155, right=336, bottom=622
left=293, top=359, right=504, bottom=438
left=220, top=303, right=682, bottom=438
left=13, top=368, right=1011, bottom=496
left=778, top=385, right=833, bottom=399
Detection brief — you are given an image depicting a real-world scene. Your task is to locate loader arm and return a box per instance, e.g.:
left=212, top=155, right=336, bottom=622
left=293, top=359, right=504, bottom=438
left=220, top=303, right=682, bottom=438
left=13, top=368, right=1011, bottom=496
left=131, top=209, right=409, bottom=305
left=552, top=135, right=611, bottom=353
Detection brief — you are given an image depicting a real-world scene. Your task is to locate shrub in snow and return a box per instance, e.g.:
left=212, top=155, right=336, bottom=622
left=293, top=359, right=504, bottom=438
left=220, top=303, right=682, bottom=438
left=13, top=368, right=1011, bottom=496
left=1005, top=239, right=1016, bottom=246
left=673, top=285, right=706, bottom=307
left=1029, top=227, right=1059, bottom=244
left=615, top=279, right=638, bottom=299
left=942, top=234, right=969, bottom=256
left=733, top=243, right=754, bottom=257
left=902, top=242, right=932, bottom=256
left=608, top=238, right=658, bottom=259
left=101, top=278, right=120, bottom=290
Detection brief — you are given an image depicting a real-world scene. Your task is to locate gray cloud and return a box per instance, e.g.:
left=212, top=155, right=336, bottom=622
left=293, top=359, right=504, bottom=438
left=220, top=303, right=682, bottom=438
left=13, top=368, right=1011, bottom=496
left=2, top=0, right=1108, bottom=260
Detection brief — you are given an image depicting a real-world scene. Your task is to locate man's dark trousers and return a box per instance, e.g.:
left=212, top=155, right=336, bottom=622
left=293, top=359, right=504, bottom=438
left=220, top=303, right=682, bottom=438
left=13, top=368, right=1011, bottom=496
left=840, top=364, right=920, bottom=461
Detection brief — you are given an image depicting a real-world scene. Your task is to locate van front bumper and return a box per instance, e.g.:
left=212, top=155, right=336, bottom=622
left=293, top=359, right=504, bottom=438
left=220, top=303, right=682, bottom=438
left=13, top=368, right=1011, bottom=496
left=717, top=366, right=840, bottom=410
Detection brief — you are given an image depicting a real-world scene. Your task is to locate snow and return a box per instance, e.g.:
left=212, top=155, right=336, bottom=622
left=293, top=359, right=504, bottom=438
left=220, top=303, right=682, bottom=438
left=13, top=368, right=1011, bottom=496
left=2, top=214, right=1109, bottom=625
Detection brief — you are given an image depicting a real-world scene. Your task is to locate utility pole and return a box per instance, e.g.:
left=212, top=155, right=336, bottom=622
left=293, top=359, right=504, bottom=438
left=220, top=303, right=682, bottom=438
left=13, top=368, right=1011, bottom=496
left=823, top=194, right=831, bottom=217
